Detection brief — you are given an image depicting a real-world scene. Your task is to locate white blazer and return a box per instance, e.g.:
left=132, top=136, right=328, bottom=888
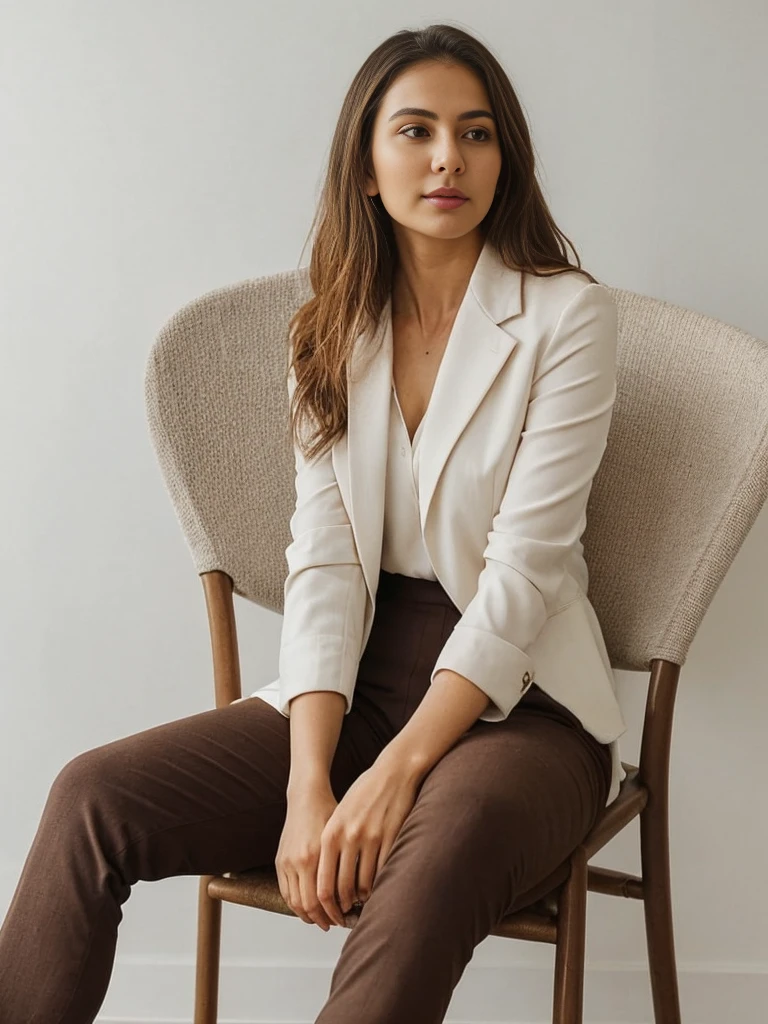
left=242, top=238, right=628, bottom=806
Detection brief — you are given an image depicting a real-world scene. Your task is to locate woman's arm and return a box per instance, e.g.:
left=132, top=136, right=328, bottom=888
left=286, top=690, right=347, bottom=797
left=277, top=360, right=367, bottom=718
left=428, top=282, right=619, bottom=722
left=376, top=668, right=490, bottom=783
left=278, top=689, right=349, bottom=931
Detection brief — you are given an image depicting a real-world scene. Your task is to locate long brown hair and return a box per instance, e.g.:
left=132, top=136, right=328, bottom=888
left=289, top=23, right=598, bottom=462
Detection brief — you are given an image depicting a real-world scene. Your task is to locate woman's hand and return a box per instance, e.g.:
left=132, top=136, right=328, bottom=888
left=275, top=780, right=343, bottom=931
left=316, top=755, right=422, bottom=927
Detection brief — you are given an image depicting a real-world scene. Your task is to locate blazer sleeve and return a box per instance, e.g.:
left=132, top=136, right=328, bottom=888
left=429, top=282, right=619, bottom=722
left=277, top=362, right=367, bottom=717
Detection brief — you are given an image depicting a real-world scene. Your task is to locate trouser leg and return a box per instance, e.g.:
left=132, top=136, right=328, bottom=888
left=314, top=692, right=611, bottom=1024
left=0, top=696, right=373, bottom=1024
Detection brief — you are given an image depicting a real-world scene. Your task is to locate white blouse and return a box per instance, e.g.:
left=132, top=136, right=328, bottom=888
left=380, top=377, right=438, bottom=581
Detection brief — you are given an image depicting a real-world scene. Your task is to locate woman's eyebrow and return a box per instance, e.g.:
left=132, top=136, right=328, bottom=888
left=387, top=107, right=495, bottom=122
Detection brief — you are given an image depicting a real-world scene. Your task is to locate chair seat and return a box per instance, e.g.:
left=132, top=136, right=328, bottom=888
left=206, top=862, right=563, bottom=944
left=206, top=762, right=642, bottom=946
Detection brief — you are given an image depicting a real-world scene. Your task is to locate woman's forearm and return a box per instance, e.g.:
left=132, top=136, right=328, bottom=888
left=377, top=668, right=491, bottom=782
left=286, top=690, right=347, bottom=798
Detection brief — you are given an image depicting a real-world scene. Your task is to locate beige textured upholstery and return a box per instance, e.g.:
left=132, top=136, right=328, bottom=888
left=144, top=268, right=768, bottom=675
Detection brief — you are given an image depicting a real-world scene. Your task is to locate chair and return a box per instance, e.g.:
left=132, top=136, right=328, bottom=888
left=144, top=264, right=768, bottom=1024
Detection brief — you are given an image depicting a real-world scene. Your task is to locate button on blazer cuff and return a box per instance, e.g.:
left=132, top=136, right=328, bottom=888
left=430, top=625, right=535, bottom=722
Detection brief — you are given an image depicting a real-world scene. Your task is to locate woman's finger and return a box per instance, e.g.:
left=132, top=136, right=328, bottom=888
left=298, top=861, right=333, bottom=931
left=317, top=833, right=346, bottom=926
left=355, top=837, right=380, bottom=904
left=334, top=842, right=360, bottom=915
left=287, top=870, right=313, bottom=926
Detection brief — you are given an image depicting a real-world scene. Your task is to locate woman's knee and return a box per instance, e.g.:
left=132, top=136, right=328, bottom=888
left=52, top=744, right=111, bottom=794
left=46, top=741, right=137, bottom=832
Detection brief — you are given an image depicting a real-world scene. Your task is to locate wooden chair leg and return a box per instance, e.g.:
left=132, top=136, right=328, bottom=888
left=552, top=847, right=588, bottom=1024
left=194, top=875, right=222, bottom=1024
left=640, top=784, right=681, bottom=1022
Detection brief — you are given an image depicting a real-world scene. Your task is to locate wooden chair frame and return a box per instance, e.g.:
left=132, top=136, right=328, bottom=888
left=192, top=569, right=682, bottom=1024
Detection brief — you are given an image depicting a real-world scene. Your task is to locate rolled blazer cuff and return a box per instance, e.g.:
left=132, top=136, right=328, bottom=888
left=430, top=625, right=535, bottom=722
left=278, top=632, right=360, bottom=717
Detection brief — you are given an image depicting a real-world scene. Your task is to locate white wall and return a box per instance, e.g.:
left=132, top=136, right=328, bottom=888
left=1, top=2, right=766, bottom=1022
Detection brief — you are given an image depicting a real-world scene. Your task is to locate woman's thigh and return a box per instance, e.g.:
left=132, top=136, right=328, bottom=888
left=371, top=692, right=611, bottom=919
left=47, top=696, right=375, bottom=884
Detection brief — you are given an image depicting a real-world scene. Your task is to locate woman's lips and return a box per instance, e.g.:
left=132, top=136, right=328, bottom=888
left=422, top=196, right=468, bottom=209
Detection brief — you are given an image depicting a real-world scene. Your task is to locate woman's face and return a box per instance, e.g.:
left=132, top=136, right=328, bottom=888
left=365, top=61, right=502, bottom=242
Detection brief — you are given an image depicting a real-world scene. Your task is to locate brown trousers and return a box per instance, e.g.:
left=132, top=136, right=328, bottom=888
left=0, top=570, right=611, bottom=1024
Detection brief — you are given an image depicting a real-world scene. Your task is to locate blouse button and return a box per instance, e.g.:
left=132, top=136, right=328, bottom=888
left=400, top=445, right=406, bottom=456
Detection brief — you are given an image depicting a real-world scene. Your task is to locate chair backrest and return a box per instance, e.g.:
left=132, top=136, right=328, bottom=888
left=145, top=267, right=312, bottom=617
left=144, top=270, right=768, bottom=673
left=588, top=289, right=768, bottom=669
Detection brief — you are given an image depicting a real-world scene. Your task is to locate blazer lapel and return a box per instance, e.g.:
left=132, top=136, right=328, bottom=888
left=332, top=307, right=393, bottom=606
left=332, top=238, right=524, bottom=608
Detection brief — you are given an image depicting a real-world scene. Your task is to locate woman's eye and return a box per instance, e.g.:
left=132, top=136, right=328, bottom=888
left=400, top=125, right=429, bottom=139
left=400, top=126, right=492, bottom=141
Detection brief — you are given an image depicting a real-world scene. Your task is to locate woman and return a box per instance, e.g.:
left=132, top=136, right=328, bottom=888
left=0, top=23, right=623, bottom=1024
